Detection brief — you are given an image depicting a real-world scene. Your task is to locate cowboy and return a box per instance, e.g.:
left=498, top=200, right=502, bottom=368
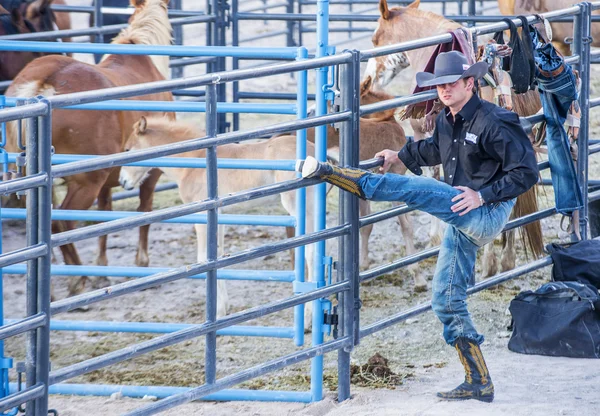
left=297, top=51, right=538, bottom=403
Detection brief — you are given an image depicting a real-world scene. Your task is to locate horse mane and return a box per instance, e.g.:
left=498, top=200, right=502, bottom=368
left=111, top=0, right=172, bottom=79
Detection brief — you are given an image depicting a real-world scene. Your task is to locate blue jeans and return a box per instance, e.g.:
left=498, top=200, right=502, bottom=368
left=358, top=173, right=515, bottom=346
left=534, top=40, right=584, bottom=215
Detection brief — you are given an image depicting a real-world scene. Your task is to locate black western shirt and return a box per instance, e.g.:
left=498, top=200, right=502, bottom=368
left=398, top=94, right=539, bottom=204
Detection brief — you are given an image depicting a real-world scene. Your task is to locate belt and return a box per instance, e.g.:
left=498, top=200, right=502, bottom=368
left=538, top=64, right=565, bottom=78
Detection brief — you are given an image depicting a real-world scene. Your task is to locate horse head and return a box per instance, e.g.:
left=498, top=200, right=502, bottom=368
left=25, top=0, right=57, bottom=32
left=363, top=0, right=418, bottom=88
left=119, top=116, right=155, bottom=190
left=0, top=5, right=39, bottom=81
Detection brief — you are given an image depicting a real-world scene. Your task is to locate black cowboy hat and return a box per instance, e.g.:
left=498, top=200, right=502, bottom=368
left=416, top=51, right=489, bottom=88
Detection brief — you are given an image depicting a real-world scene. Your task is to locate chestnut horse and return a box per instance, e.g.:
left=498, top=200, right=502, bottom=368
left=119, top=116, right=318, bottom=317
left=0, top=0, right=72, bottom=82
left=5, top=0, right=174, bottom=298
left=498, top=0, right=600, bottom=56
left=364, top=0, right=544, bottom=278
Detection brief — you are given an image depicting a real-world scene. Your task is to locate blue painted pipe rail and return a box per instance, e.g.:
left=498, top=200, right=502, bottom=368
left=0, top=208, right=296, bottom=227
left=6, top=153, right=297, bottom=171
left=2, top=265, right=295, bottom=282
left=9, top=383, right=312, bottom=402
left=0, top=41, right=299, bottom=59
left=1, top=98, right=296, bottom=115
left=4, top=319, right=294, bottom=338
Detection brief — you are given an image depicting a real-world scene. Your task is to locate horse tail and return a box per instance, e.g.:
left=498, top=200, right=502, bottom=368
left=510, top=185, right=545, bottom=260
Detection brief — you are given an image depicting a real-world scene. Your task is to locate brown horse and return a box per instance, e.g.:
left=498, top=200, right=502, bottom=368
left=0, top=0, right=72, bottom=82
left=119, top=116, right=318, bottom=318
left=364, top=0, right=544, bottom=278
left=5, top=0, right=174, bottom=298
left=498, top=0, right=600, bottom=56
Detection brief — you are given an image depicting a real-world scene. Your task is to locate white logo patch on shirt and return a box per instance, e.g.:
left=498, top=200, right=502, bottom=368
left=465, top=132, right=478, bottom=144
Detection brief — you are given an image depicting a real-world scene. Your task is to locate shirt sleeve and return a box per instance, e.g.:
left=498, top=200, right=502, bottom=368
left=478, top=113, right=539, bottom=204
left=397, top=127, right=442, bottom=176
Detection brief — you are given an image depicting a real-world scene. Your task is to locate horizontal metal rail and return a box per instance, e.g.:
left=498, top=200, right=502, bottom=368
left=2, top=208, right=296, bottom=227
left=0, top=243, right=48, bottom=269
left=51, top=5, right=207, bottom=17
left=2, top=265, right=295, bottom=283
left=0, top=103, right=48, bottom=123
left=0, top=15, right=214, bottom=41
left=4, top=319, right=294, bottom=338
left=50, top=224, right=350, bottom=314
left=0, top=173, right=48, bottom=196
left=124, top=336, right=352, bottom=416
left=6, top=153, right=297, bottom=171
left=50, top=112, right=350, bottom=178
left=0, top=383, right=45, bottom=414
left=0, top=40, right=297, bottom=59
left=2, top=98, right=296, bottom=115
left=360, top=255, right=556, bottom=338
left=0, top=313, right=47, bottom=341
left=49, top=280, right=350, bottom=384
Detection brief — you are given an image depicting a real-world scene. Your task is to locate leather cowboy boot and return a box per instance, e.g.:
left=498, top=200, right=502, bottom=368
left=437, top=337, right=495, bottom=403
left=296, top=156, right=368, bottom=199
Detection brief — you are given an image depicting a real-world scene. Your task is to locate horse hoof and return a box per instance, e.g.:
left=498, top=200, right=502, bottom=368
left=95, top=256, right=108, bottom=267
left=135, top=256, right=150, bottom=268
left=91, top=276, right=111, bottom=289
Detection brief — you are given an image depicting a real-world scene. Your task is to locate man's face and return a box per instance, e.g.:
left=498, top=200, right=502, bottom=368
left=436, top=78, right=473, bottom=108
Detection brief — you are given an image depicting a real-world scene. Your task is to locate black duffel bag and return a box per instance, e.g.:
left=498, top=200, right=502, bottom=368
left=546, top=239, right=600, bottom=290
left=508, top=281, right=600, bottom=358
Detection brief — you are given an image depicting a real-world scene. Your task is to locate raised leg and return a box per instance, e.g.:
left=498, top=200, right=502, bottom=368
left=135, top=168, right=162, bottom=267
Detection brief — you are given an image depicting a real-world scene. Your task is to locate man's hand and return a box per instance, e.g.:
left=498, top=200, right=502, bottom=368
left=451, top=186, right=483, bottom=216
left=374, top=149, right=399, bottom=173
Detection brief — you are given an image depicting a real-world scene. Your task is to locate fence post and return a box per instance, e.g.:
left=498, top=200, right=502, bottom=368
left=576, top=2, right=592, bottom=240
left=287, top=0, right=296, bottom=47
left=294, top=47, right=309, bottom=347
left=93, top=0, right=104, bottom=64
left=205, top=83, right=219, bottom=385
left=34, top=100, right=52, bottom=416
left=337, top=49, right=361, bottom=403
left=231, top=0, right=240, bottom=131
left=171, top=0, right=184, bottom=79
left=310, top=0, right=329, bottom=402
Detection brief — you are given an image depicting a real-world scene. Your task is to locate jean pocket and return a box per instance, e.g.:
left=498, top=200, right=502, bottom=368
left=536, top=66, right=577, bottom=100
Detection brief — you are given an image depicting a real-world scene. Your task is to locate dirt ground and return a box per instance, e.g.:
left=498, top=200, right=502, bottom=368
left=2, top=0, right=600, bottom=415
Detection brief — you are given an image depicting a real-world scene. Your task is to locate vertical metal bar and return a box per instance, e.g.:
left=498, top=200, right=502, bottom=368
left=294, top=47, right=309, bottom=347
left=287, top=0, right=296, bottom=47
left=205, top=83, right=219, bottom=385
left=93, top=0, right=104, bottom=64
left=171, top=0, right=184, bottom=79
left=24, top=109, right=39, bottom=416
left=311, top=0, right=329, bottom=402
left=458, top=0, right=464, bottom=15
left=206, top=0, right=213, bottom=48
left=577, top=2, right=592, bottom=239
left=468, top=0, right=476, bottom=18
left=232, top=0, right=240, bottom=131
left=337, top=50, right=360, bottom=403
left=34, top=103, right=52, bottom=416
left=216, top=0, right=228, bottom=133
left=298, top=0, right=304, bottom=50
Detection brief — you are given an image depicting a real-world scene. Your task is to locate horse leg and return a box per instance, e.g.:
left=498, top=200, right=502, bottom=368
left=91, top=186, right=112, bottom=289
left=286, top=226, right=296, bottom=266
left=359, top=200, right=373, bottom=269
left=481, top=241, right=499, bottom=278
left=195, top=223, right=228, bottom=318
left=395, top=204, right=427, bottom=291
left=135, top=169, right=162, bottom=267
left=425, top=165, right=446, bottom=246
left=500, top=230, right=516, bottom=272
left=55, top=177, right=107, bottom=297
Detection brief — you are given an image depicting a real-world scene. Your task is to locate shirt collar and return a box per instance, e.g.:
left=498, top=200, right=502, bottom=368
left=457, top=94, right=481, bottom=121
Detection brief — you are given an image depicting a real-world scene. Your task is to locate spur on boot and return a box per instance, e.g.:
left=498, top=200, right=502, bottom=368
left=437, top=337, right=495, bottom=403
